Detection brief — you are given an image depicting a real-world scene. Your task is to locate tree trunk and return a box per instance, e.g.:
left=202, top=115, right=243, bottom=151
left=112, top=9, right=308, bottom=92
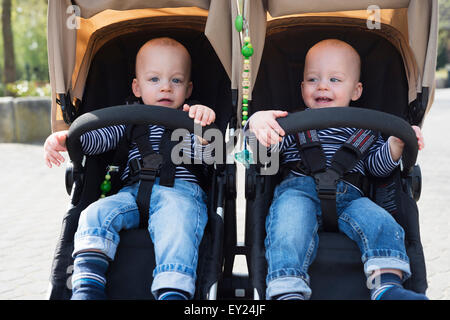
left=2, top=0, right=16, bottom=92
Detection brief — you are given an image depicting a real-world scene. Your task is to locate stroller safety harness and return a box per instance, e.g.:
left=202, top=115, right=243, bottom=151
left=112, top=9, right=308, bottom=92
left=111, top=124, right=206, bottom=229
left=130, top=125, right=175, bottom=229
left=292, top=128, right=377, bottom=231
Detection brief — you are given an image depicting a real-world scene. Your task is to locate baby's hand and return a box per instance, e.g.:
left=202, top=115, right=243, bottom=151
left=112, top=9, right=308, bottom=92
left=183, top=104, right=215, bottom=126
left=412, top=125, right=425, bottom=150
left=44, top=130, right=68, bottom=168
left=388, top=125, right=425, bottom=162
left=248, top=110, right=288, bottom=147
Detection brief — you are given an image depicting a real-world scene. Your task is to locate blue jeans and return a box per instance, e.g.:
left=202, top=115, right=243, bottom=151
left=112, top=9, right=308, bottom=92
left=265, top=174, right=411, bottom=299
left=73, top=178, right=208, bottom=298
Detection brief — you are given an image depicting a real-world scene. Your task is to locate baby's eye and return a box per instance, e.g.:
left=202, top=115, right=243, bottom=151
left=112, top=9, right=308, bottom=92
left=307, top=78, right=318, bottom=82
left=149, top=77, right=159, bottom=83
left=330, top=77, right=341, bottom=83
left=172, top=78, right=182, bottom=84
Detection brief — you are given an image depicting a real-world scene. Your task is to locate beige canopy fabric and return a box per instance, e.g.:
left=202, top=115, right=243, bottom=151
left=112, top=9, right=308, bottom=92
left=231, top=0, right=438, bottom=127
left=68, top=0, right=210, bottom=19
left=48, top=0, right=438, bottom=131
left=47, top=0, right=232, bottom=132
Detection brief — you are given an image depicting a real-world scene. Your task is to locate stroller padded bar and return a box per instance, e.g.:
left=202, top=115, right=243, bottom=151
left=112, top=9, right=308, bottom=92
left=66, top=104, right=218, bottom=164
left=276, top=107, right=418, bottom=173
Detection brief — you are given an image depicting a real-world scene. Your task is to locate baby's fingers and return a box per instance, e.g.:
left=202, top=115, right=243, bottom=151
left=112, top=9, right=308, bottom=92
left=255, top=132, right=270, bottom=147
left=206, top=110, right=216, bottom=125
left=411, top=125, right=425, bottom=150
left=254, top=128, right=280, bottom=147
left=182, top=104, right=190, bottom=112
left=194, top=108, right=205, bottom=125
left=266, top=127, right=283, bottom=145
left=45, top=150, right=65, bottom=168
left=268, top=119, right=285, bottom=139
left=187, top=105, right=203, bottom=124
left=190, top=105, right=213, bottom=126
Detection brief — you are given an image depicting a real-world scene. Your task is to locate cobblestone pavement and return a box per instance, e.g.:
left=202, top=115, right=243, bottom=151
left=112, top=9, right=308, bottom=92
left=1, top=89, right=449, bottom=300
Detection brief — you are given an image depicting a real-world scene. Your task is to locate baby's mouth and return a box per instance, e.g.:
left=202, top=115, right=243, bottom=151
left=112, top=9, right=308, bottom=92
left=315, top=97, right=332, bottom=103
left=157, top=98, right=173, bottom=104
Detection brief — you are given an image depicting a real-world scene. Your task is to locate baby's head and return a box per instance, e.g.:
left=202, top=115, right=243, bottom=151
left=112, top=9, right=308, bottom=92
left=301, top=39, right=362, bottom=109
left=132, top=37, right=193, bottom=109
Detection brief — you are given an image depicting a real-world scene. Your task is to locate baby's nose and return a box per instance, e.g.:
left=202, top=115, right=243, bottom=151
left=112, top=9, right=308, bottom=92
left=317, top=79, right=329, bottom=90
left=160, top=80, right=172, bottom=91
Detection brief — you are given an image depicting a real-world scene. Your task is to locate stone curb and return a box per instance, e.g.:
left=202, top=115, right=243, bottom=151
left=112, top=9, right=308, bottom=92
left=0, top=97, right=51, bottom=143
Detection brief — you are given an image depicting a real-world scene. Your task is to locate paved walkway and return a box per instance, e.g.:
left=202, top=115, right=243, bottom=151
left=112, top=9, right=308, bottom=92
left=1, top=89, right=449, bottom=300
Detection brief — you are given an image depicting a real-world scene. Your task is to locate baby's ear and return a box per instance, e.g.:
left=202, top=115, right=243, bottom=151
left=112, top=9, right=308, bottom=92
left=132, top=78, right=141, bottom=97
left=351, top=82, right=363, bottom=101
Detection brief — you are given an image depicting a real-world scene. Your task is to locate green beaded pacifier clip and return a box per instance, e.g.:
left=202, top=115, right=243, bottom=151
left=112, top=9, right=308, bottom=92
left=234, top=0, right=254, bottom=168
left=100, top=165, right=119, bottom=198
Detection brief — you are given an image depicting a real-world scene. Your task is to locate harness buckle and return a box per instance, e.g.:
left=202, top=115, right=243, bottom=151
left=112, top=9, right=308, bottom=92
left=141, top=154, right=164, bottom=181
left=129, top=154, right=164, bottom=182
left=129, top=158, right=141, bottom=177
left=314, top=169, right=340, bottom=200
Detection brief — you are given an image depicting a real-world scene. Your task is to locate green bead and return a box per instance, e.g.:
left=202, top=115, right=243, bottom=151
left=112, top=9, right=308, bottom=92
left=100, top=180, right=111, bottom=193
left=243, top=98, right=248, bottom=104
left=242, top=106, right=248, bottom=111
left=241, top=44, right=254, bottom=58
left=242, top=115, right=248, bottom=120
left=235, top=15, right=243, bottom=32
left=105, top=174, right=111, bottom=180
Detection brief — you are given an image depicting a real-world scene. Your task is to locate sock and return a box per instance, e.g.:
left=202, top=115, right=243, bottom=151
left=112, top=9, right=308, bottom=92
left=370, top=273, right=428, bottom=300
left=158, top=289, right=190, bottom=300
left=274, top=292, right=305, bottom=300
left=71, top=251, right=110, bottom=300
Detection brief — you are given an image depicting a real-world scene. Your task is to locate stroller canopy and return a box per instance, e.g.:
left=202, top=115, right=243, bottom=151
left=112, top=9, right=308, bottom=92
left=47, top=0, right=233, bottom=132
left=232, top=0, right=438, bottom=126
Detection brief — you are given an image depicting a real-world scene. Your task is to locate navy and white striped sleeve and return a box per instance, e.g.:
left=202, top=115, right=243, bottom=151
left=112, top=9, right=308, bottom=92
left=278, top=134, right=296, bottom=153
left=80, top=125, right=126, bottom=155
left=364, top=135, right=400, bottom=177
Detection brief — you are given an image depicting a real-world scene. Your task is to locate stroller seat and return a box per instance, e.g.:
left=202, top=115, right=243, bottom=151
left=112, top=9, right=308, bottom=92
left=48, top=23, right=234, bottom=300
left=245, top=22, right=427, bottom=300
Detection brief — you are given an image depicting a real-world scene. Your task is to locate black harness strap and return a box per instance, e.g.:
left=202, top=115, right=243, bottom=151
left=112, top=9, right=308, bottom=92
left=131, top=125, right=164, bottom=229
left=295, top=130, right=326, bottom=175
left=330, top=129, right=377, bottom=176
left=108, top=123, right=209, bottom=229
left=158, top=128, right=177, bottom=187
left=295, top=129, right=377, bottom=232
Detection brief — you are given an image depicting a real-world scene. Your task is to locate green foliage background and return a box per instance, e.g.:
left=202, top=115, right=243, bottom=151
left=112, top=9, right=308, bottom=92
left=438, top=0, right=450, bottom=69
left=1, top=0, right=48, bottom=96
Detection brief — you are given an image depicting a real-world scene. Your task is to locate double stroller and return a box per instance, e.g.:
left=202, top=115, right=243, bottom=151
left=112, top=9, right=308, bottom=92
left=47, top=0, right=438, bottom=300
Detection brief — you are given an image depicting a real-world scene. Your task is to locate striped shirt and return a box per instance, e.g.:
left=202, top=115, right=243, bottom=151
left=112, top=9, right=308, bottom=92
left=275, top=127, right=399, bottom=177
left=80, top=125, right=213, bottom=184
left=245, top=122, right=399, bottom=178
